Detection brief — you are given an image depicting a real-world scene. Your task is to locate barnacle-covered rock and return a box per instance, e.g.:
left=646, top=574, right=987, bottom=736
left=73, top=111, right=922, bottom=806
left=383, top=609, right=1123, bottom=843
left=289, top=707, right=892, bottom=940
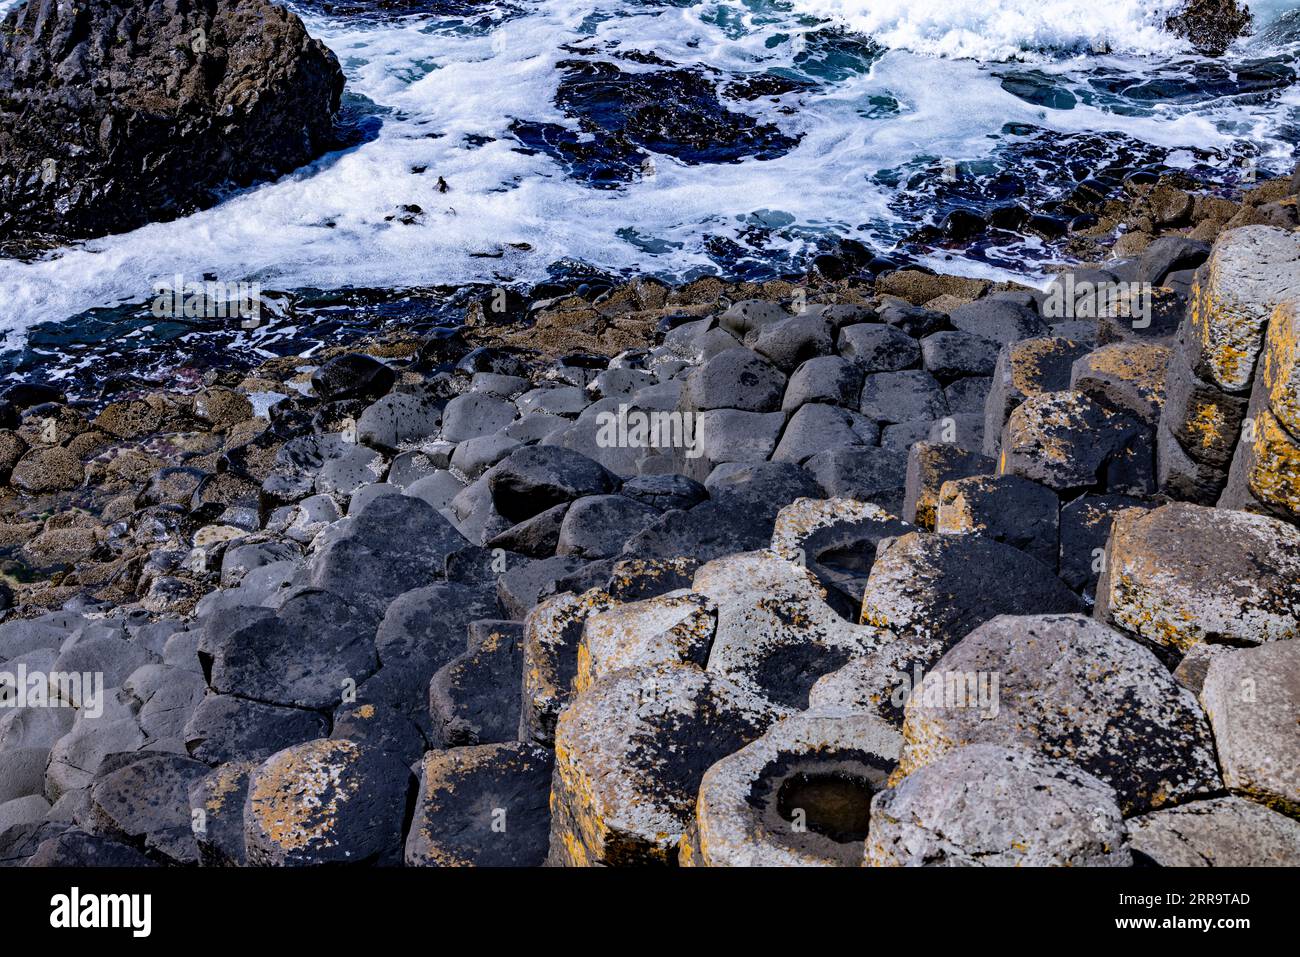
left=867, top=744, right=1130, bottom=867
left=1182, top=226, right=1300, bottom=394
left=999, top=391, right=1154, bottom=495
left=1200, top=642, right=1300, bottom=817
left=1260, top=298, right=1300, bottom=438
left=604, top=556, right=701, bottom=602
left=769, top=497, right=911, bottom=613
left=807, top=638, right=948, bottom=728
left=693, top=551, right=886, bottom=709
left=902, top=442, right=994, bottom=530
left=1220, top=401, right=1300, bottom=521
left=1127, top=796, right=1300, bottom=867
left=982, top=337, right=1090, bottom=458
left=576, top=590, right=717, bottom=693
left=1069, top=341, right=1169, bottom=425
left=859, top=533, right=1082, bottom=650
left=519, top=588, right=613, bottom=746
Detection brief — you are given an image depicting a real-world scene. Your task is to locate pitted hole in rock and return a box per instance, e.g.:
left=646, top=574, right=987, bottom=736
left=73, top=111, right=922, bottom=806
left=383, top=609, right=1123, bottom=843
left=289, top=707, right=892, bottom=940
left=816, top=545, right=875, bottom=576
left=776, top=772, right=874, bottom=843
left=748, top=749, right=894, bottom=865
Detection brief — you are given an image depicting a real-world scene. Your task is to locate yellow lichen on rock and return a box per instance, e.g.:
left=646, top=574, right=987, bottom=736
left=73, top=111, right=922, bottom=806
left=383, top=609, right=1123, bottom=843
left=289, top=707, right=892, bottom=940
left=1239, top=408, right=1300, bottom=515
left=248, top=739, right=358, bottom=854
left=1261, top=299, right=1300, bottom=438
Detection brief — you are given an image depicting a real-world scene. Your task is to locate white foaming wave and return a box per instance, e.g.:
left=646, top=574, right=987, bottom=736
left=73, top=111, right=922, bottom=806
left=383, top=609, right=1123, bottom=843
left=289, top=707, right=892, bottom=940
left=0, top=0, right=1295, bottom=341
left=788, top=0, right=1192, bottom=59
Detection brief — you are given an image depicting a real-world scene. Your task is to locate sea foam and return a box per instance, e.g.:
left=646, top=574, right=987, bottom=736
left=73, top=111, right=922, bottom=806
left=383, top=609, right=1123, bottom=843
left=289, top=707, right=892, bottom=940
left=0, top=0, right=1295, bottom=342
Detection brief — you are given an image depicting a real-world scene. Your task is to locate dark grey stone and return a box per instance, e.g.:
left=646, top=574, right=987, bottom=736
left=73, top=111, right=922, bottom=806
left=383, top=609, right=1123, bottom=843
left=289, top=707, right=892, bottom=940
left=920, top=331, right=999, bottom=379
left=837, top=323, right=921, bottom=372
left=679, top=348, right=787, bottom=413
left=182, top=694, right=329, bottom=766
left=557, top=494, right=661, bottom=560
left=486, top=445, right=619, bottom=523
left=752, top=314, right=835, bottom=371
left=859, top=370, right=948, bottom=425
left=781, top=355, right=864, bottom=411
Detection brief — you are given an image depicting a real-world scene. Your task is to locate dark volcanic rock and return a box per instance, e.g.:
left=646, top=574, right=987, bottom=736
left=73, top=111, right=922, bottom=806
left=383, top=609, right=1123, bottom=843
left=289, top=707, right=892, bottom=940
left=89, top=754, right=210, bottom=865
left=331, top=702, right=426, bottom=766
left=619, top=473, right=708, bottom=512
left=557, top=494, right=661, bottom=560
left=199, top=590, right=379, bottom=711
left=183, top=693, right=329, bottom=765
left=25, top=828, right=155, bottom=867
left=311, top=354, right=396, bottom=403
left=704, top=461, right=823, bottom=521
left=0, top=0, right=345, bottom=250
left=935, top=473, right=1060, bottom=569
left=429, top=620, right=525, bottom=747
left=861, top=532, right=1084, bottom=649
left=1057, top=494, right=1151, bottom=596
left=1166, top=0, right=1253, bottom=56
left=805, top=446, right=908, bottom=515
left=512, top=59, right=800, bottom=187
left=487, top=446, right=618, bottom=523
left=406, top=743, right=554, bottom=867
left=948, top=298, right=1049, bottom=345
left=1001, top=391, right=1155, bottom=495
left=680, top=348, right=787, bottom=413
left=308, top=493, right=470, bottom=616
left=604, top=556, right=701, bottom=602
left=371, top=581, right=498, bottom=730
left=188, top=760, right=256, bottom=867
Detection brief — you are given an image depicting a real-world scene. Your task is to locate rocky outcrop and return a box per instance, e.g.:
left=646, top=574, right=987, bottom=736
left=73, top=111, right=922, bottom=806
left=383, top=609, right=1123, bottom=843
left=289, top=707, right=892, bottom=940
left=0, top=0, right=345, bottom=251
left=1156, top=227, right=1300, bottom=501
left=1165, top=0, right=1254, bottom=57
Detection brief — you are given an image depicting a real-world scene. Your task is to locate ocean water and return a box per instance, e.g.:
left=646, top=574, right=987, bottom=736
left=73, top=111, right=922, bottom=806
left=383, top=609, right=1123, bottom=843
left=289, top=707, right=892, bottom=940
left=1, top=0, right=1298, bottom=389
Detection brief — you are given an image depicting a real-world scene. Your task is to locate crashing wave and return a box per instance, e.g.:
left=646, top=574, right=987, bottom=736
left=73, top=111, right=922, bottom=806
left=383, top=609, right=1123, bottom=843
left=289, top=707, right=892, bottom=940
left=787, top=0, right=1223, bottom=60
